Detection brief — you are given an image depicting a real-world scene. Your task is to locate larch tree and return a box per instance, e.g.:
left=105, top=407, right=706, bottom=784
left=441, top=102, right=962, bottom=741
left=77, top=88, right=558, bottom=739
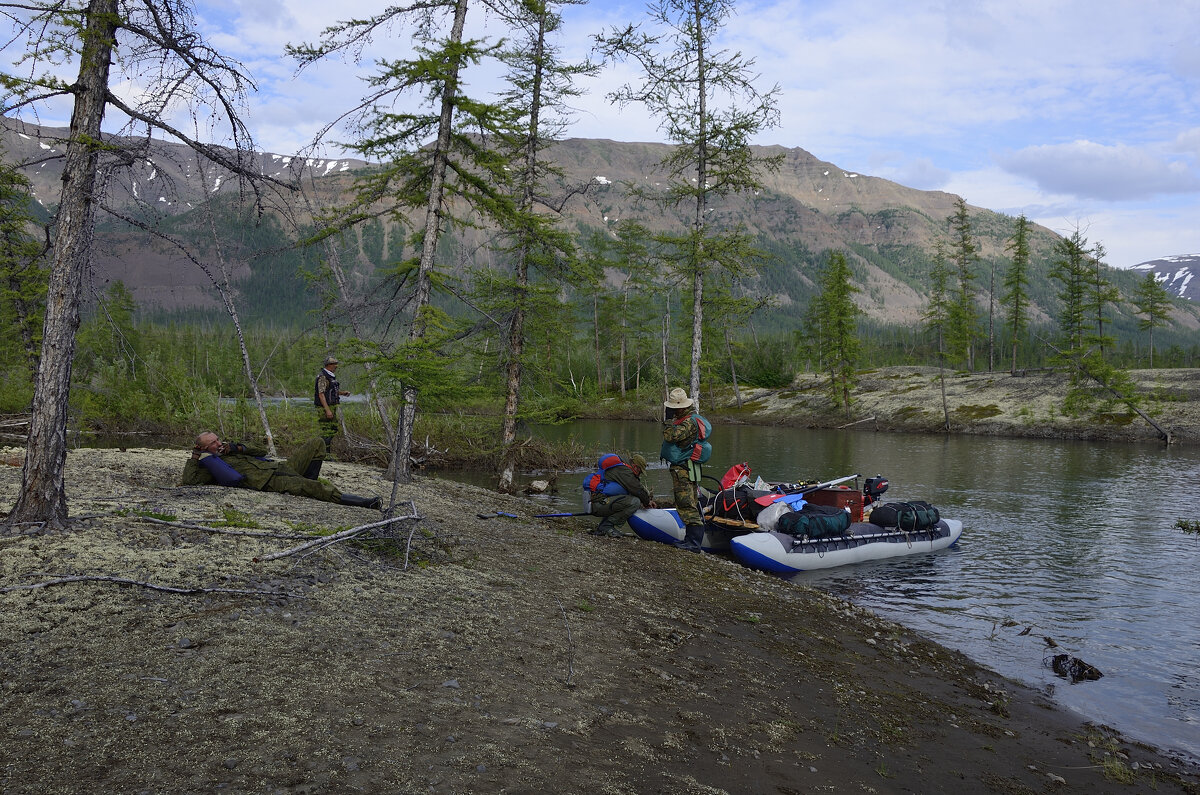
left=491, top=0, right=596, bottom=493
left=0, top=152, right=48, bottom=384
left=806, top=250, right=860, bottom=419
left=946, top=197, right=980, bottom=371
left=1048, top=229, right=1134, bottom=417
left=291, top=0, right=517, bottom=483
left=1, top=0, right=278, bottom=530
left=1084, top=242, right=1119, bottom=359
left=1132, top=271, right=1172, bottom=368
left=595, top=0, right=781, bottom=408
left=1001, top=214, right=1032, bottom=375
left=1049, top=229, right=1093, bottom=355
left=921, top=242, right=954, bottom=429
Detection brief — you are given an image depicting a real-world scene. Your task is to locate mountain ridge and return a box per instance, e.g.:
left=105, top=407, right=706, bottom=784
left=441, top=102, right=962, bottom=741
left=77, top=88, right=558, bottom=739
left=1130, top=254, right=1200, bottom=301
left=4, top=116, right=1196, bottom=332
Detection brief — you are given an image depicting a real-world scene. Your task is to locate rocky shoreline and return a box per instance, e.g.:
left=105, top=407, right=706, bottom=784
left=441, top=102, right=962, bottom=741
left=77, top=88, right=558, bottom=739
left=2, top=446, right=1198, bottom=793
left=724, top=366, right=1200, bottom=446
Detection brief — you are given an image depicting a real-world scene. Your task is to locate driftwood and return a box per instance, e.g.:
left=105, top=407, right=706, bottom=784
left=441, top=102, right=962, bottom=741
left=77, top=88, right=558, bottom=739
left=556, top=598, right=576, bottom=689
left=135, top=516, right=310, bottom=539
left=257, top=509, right=422, bottom=562
left=0, top=574, right=301, bottom=598
left=1048, top=653, right=1104, bottom=682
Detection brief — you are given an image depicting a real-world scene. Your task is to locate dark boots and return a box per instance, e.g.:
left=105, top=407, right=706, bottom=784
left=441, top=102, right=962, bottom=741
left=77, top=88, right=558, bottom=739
left=303, top=459, right=323, bottom=480
left=589, top=520, right=627, bottom=538
left=675, top=524, right=705, bottom=553
left=340, top=493, right=382, bottom=510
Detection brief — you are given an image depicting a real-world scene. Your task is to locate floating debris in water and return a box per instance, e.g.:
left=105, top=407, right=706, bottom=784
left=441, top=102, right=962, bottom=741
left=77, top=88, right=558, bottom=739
left=1048, top=653, right=1103, bottom=683
left=1174, top=519, right=1200, bottom=536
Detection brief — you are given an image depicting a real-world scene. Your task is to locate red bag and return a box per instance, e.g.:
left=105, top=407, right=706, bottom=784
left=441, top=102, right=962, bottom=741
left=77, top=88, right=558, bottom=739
left=720, top=462, right=751, bottom=490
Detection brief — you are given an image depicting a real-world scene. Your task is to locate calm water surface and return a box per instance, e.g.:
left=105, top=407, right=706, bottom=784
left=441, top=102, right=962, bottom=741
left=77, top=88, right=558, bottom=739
left=517, top=420, right=1200, bottom=761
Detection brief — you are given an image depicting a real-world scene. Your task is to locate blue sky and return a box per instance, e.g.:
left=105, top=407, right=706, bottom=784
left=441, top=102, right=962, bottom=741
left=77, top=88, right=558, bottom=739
left=14, top=0, right=1200, bottom=268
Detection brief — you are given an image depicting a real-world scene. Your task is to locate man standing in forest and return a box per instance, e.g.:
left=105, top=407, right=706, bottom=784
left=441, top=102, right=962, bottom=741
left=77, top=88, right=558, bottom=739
left=315, top=356, right=350, bottom=451
left=661, top=388, right=713, bottom=553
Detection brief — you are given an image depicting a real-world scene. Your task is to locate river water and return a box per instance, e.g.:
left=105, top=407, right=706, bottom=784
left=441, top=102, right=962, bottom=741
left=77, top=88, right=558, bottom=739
left=508, top=419, right=1200, bottom=762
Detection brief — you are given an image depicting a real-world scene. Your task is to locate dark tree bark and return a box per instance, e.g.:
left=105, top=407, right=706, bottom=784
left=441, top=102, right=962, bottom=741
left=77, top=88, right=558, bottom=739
left=8, top=0, right=118, bottom=529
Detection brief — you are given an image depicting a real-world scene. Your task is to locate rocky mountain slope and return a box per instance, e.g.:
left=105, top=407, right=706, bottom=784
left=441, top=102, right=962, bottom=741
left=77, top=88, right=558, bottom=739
left=5, top=116, right=1194, bottom=332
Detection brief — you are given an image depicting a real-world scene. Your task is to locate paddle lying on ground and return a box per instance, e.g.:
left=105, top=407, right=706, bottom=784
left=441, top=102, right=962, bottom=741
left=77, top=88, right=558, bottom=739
left=534, top=511, right=591, bottom=518
left=753, top=473, right=860, bottom=506
left=477, top=511, right=519, bottom=519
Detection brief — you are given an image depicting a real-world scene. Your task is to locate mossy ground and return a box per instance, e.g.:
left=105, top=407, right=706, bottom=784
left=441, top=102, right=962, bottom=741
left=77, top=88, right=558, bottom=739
left=2, top=447, right=1198, bottom=793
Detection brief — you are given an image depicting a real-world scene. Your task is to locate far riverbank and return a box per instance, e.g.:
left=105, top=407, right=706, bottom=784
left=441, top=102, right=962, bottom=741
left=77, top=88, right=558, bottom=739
left=697, top=366, right=1200, bottom=446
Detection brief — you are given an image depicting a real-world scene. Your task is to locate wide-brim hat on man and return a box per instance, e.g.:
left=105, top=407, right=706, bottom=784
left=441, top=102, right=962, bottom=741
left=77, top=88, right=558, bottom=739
left=664, top=387, right=693, bottom=409
left=629, top=454, right=647, bottom=471
left=323, top=356, right=339, bottom=366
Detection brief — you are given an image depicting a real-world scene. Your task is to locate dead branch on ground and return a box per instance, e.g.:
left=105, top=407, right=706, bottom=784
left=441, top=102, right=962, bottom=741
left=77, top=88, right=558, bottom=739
left=557, top=598, right=576, bottom=689
left=135, top=516, right=310, bottom=539
left=0, top=575, right=302, bottom=598
left=258, top=509, right=423, bottom=562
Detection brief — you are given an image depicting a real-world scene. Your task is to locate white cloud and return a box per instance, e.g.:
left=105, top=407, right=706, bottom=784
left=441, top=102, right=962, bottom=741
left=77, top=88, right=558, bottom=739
left=10, top=0, right=1200, bottom=267
left=997, top=140, right=1200, bottom=201
left=870, top=155, right=951, bottom=191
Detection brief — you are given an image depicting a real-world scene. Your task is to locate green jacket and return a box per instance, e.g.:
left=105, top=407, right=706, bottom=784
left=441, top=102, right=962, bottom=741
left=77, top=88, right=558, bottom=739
left=181, top=443, right=288, bottom=491
left=596, top=464, right=654, bottom=507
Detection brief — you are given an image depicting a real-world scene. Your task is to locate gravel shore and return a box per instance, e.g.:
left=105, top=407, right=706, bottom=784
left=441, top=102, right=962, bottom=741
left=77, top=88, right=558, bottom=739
left=1, top=446, right=1198, bottom=794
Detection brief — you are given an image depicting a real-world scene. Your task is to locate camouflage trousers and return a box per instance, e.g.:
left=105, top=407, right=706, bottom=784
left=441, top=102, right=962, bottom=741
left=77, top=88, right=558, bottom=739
left=590, top=493, right=642, bottom=530
left=265, top=437, right=340, bottom=503
left=318, top=409, right=340, bottom=450
left=669, top=464, right=703, bottom=526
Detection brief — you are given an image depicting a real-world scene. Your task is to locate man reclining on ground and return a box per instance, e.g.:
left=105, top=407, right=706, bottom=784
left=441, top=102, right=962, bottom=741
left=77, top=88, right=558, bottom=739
left=181, top=432, right=381, bottom=509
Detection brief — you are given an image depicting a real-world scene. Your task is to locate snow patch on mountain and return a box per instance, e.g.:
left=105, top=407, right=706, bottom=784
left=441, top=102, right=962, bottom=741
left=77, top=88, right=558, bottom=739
left=1131, top=254, right=1200, bottom=300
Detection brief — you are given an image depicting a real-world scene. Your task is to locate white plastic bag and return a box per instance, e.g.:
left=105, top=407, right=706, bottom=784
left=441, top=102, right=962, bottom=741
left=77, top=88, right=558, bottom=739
left=755, top=500, right=793, bottom=532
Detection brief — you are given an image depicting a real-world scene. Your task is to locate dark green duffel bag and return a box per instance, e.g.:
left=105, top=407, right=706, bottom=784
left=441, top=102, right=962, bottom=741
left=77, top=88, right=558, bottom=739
left=777, top=503, right=851, bottom=539
left=868, top=500, right=940, bottom=532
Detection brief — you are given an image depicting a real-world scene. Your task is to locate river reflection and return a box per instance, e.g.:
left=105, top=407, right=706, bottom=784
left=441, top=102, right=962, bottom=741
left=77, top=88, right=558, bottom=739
left=458, top=419, right=1200, bottom=761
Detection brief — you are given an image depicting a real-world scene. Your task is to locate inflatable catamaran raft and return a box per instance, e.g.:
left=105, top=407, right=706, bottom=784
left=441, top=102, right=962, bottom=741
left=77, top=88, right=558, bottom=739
left=627, top=472, right=962, bottom=573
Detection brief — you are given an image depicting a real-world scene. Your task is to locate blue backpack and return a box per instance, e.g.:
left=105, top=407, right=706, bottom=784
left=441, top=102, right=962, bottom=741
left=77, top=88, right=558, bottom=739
left=582, top=453, right=630, bottom=496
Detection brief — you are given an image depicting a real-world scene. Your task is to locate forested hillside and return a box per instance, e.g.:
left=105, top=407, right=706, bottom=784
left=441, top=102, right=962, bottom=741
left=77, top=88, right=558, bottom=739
left=4, top=117, right=1200, bottom=445
left=9, top=115, right=1187, bottom=332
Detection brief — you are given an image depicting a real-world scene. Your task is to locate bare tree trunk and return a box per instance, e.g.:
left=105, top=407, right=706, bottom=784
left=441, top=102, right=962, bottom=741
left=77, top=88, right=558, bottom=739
left=393, top=0, right=469, bottom=484
left=497, top=285, right=525, bottom=491
left=987, top=261, right=996, bottom=372
left=593, top=294, right=602, bottom=393
left=619, top=279, right=628, bottom=397
left=194, top=151, right=276, bottom=457
left=661, top=311, right=670, bottom=402
left=725, top=327, right=742, bottom=408
left=688, top=0, right=708, bottom=411
left=396, top=389, right=418, bottom=478
left=7, top=0, right=117, bottom=529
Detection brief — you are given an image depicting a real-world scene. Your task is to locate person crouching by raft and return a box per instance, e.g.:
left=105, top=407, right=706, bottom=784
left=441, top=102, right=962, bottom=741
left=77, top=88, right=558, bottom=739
left=661, top=388, right=712, bottom=553
left=181, top=432, right=381, bottom=509
left=584, top=453, right=658, bottom=537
